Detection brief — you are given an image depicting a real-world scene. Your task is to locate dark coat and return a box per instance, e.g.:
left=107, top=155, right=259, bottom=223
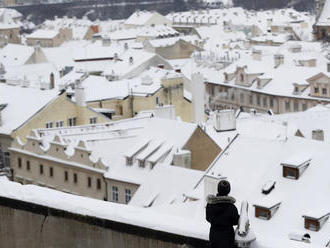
left=206, top=195, right=240, bottom=248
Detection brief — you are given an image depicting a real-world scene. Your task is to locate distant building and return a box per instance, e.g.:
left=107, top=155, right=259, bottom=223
left=314, top=0, right=330, bottom=40
left=26, top=28, right=72, bottom=47
left=0, top=86, right=110, bottom=168
left=124, top=10, right=172, bottom=28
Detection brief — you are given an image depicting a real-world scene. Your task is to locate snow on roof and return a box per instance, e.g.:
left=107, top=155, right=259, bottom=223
left=73, top=67, right=171, bottom=102
left=317, top=0, right=330, bottom=26
left=197, top=134, right=330, bottom=247
left=108, top=25, right=178, bottom=40
left=253, top=107, right=330, bottom=143
left=148, top=35, right=200, bottom=48
left=26, top=29, right=59, bottom=39
left=4, top=63, right=60, bottom=89
left=195, top=42, right=329, bottom=101
left=130, top=164, right=203, bottom=207
left=0, top=84, right=58, bottom=134
left=73, top=40, right=124, bottom=61
left=0, top=44, right=34, bottom=66
left=124, top=11, right=170, bottom=26
left=0, top=179, right=209, bottom=240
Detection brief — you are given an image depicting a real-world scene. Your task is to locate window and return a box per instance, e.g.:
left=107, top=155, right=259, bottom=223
left=303, top=213, right=330, bottom=232
left=64, top=171, right=68, bottom=182
left=294, top=86, right=299, bottom=93
left=155, top=96, right=159, bottom=105
left=4, top=152, right=10, bottom=167
left=126, top=157, right=133, bottom=166
left=302, top=103, right=307, bottom=111
left=254, top=203, right=281, bottom=220
left=56, top=121, right=64, bottom=128
left=240, top=74, right=244, bottom=82
left=231, top=92, right=235, bottom=101
left=87, top=177, right=91, bottom=188
left=125, top=189, right=132, bottom=203
left=73, top=173, right=78, bottom=184
left=18, top=157, right=22, bottom=168
left=249, top=95, right=253, bottom=105
left=210, top=85, right=215, bottom=96
left=256, top=95, right=260, bottom=106
left=46, top=122, right=53, bottom=129
left=285, top=101, right=290, bottom=111
left=97, top=179, right=101, bottom=190
left=294, top=101, right=299, bottom=112
left=26, top=161, right=30, bottom=171
left=314, top=87, right=319, bottom=94
left=39, top=164, right=43, bottom=175
left=112, top=186, right=119, bottom=202
left=89, top=117, right=97, bottom=124
left=270, top=98, right=274, bottom=108
left=68, top=117, right=77, bottom=126
left=263, top=97, right=267, bottom=107
left=240, top=93, right=244, bottom=103
left=322, top=88, right=327, bottom=95
left=49, top=167, right=53, bottom=177
left=138, top=160, right=145, bottom=168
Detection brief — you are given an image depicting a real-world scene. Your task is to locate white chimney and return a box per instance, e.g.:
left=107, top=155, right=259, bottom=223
left=154, top=105, right=176, bottom=120
left=312, top=129, right=324, bottom=141
left=214, top=109, right=236, bottom=132
left=75, top=83, right=86, bottom=107
left=274, top=54, right=284, bottom=67
left=172, top=149, right=191, bottom=168
left=203, top=174, right=223, bottom=201
left=192, top=72, right=205, bottom=125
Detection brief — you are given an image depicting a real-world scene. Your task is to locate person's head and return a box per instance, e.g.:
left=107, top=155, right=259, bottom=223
left=217, top=180, right=231, bottom=196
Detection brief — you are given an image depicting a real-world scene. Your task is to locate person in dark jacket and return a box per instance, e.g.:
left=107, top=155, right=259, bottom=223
left=206, top=180, right=240, bottom=248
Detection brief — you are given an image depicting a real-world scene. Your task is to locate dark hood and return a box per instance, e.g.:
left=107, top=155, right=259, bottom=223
left=207, top=195, right=236, bottom=204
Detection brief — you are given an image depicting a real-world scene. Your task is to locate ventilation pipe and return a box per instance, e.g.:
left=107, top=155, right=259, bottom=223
left=75, top=81, right=86, bottom=107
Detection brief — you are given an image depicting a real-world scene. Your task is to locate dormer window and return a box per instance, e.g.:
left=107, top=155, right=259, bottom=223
left=303, top=212, right=330, bottom=231
left=314, top=87, right=319, bottom=94
left=240, top=74, right=244, bottom=82
left=138, top=159, right=145, bottom=168
left=126, top=156, right=133, bottom=166
left=281, top=156, right=311, bottom=180
left=254, top=201, right=281, bottom=220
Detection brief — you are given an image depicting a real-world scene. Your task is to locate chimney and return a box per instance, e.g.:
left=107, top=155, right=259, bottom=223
left=252, top=49, right=262, bottom=61
left=102, top=37, right=111, bottom=46
left=274, top=54, right=284, bottom=68
left=203, top=174, right=223, bottom=201
left=75, top=82, right=86, bottom=107
left=172, top=149, right=191, bottom=168
left=192, top=72, right=205, bottom=124
left=154, top=105, right=176, bottom=120
left=214, top=109, right=236, bottom=132
left=49, top=73, right=55, bottom=89
left=312, top=129, right=324, bottom=141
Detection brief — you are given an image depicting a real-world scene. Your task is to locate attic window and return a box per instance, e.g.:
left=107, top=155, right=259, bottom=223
left=303, top=212, right=330, bottom=232
left=281, top=157, right=311, bottom=180
left=254, top=202, right=281, bottom=220
left=138, top=159, right=145, bottom=168
left=126, top=157, right=133, bottom=166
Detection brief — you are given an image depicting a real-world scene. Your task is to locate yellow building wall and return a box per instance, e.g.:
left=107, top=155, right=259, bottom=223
left=86, top=77, right=193, bottom=122
left=12, top=93, right=110, bottom=142
left=10, top=150, right=106, bottom=200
